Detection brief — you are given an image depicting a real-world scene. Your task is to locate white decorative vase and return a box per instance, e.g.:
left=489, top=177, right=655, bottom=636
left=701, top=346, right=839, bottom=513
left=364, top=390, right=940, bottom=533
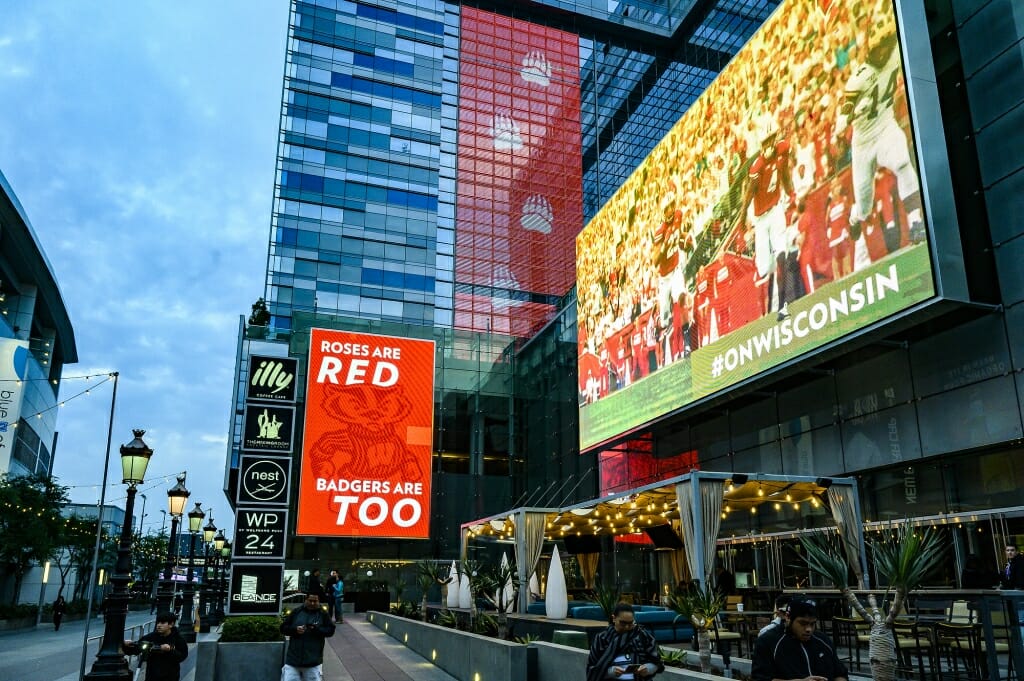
left=458, top=573, right=472, bottom=609
left=446, top=561, right=460, bottom=608
left=545, top=546, right=568, bottom=619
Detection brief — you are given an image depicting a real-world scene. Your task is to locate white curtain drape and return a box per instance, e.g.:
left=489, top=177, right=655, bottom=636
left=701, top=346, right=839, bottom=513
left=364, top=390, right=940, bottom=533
left=699, top=479, right=724, bottom=583
left=514, top=511, right=547, bottom=580
left=675, top=481, right=698, bottom=585
left=828, top=485, right=864, bottom=587
left=577, top=553, right=599, bottom=589
left=675, top=478, right=725, bottom=589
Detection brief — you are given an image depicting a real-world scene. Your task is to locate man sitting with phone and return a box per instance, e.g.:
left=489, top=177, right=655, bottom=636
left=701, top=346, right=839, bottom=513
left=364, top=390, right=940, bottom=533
left=751, top=596, right=848, bottom=681
left=587, top=603, right=664, bottom=681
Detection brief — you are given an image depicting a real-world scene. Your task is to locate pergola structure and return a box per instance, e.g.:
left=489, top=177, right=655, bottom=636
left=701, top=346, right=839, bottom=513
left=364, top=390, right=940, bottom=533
left=460, top=471, right=866, bottom=613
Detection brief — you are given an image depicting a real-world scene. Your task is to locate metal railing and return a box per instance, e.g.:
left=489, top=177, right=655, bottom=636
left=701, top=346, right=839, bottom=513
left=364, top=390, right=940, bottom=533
left=86, top=617, right=156, bottom=656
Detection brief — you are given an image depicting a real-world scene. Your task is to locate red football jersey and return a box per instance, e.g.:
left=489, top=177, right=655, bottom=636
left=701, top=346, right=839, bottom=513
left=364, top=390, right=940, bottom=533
left=748, top=140, right=791, bottom=216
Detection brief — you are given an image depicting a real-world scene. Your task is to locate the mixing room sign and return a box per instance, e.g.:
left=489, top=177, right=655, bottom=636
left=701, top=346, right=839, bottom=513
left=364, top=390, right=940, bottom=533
left=241, top=404, right=295, bottom=452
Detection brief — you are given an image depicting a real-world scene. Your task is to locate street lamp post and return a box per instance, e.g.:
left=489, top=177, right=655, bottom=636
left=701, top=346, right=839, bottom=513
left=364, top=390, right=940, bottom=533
left=217, top=540, right=231, bottom=623
left=179, top=502, right=205, bottom=642
left=157, top=475, right=189, bottom=614
left=198, top=515, right=216, bottom=633
left=210, top=531, right=226, bottom=627
left=84, top=430, right=153, bottom=680
left=138, top=493, right=147, bottom=536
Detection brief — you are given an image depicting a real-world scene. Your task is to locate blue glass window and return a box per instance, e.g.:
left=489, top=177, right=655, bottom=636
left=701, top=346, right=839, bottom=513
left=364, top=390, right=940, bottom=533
left=386, top=188, right=438, bottom=211
left=276, top=227, right=298, bottom=246
left=281, top=171, right=324, bottom=193
left=361, top=268, right=384, bottom=286
left=354, top=3, right=442, bottom=34
left=330, top=73, right=440, bottom=109
left=382, top=270, right=404, bottom=288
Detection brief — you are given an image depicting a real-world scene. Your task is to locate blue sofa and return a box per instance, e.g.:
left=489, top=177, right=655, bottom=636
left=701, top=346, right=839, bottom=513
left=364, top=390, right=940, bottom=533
left=527, top=600, right=598, bottom=616
left=563, top=605, right=692, bottom=643
left=634, top=609, right=694, bottom=643
left=567, top=604, right=606, bottom=620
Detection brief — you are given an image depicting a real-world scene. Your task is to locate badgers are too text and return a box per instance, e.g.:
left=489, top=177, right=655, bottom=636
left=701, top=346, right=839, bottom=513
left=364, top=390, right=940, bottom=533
left=297, top=329, right=436, bottom=538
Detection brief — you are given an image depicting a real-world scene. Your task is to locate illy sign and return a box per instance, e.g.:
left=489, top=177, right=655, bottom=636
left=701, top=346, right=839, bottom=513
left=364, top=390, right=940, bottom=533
left=237, top=455, right=290, bottom=506
left=247, top=355, right=298, bottom=403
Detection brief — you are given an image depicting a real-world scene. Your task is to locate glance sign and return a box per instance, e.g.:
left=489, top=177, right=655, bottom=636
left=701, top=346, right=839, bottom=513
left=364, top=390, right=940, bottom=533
left=237, top=456, right=290, bottom=506
left=296, top=329, right=435, bottom=539
left=234, top=509, right=287, bottom=560
left=227, top=564, right=283, bottom=616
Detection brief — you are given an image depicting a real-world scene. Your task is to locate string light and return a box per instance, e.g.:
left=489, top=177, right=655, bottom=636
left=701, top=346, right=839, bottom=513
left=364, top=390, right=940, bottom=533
left=19, top=374, right=113, bottom=422
left=0, top=372, right=116, bottom=384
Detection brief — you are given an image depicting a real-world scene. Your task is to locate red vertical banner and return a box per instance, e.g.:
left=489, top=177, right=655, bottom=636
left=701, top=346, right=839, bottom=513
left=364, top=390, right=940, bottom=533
left=454, top=8, right=582, bottom=336
left=297, top=329, right=435, bottom=538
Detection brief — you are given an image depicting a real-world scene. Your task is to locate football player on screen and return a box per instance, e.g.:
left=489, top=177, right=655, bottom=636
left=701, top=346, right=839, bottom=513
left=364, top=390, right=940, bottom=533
left=843, top=24, right=924, bottom=249
left=741, top=117, right=797, bottom=320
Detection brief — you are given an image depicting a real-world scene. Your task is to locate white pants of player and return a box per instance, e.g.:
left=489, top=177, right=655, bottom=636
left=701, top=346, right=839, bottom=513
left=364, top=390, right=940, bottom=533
left=850, top=119, right=919, bottom=222
left=657, top=267, right=687, bottom=326
left=282, top=664, right=322, bottom=681
left=751, top=201, right=788, bottom=279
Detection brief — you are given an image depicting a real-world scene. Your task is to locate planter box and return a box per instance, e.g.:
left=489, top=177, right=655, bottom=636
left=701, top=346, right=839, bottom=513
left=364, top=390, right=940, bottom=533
left=214, top=641, right=284, bottom=681
left=0, top=616, right=36, bottom=632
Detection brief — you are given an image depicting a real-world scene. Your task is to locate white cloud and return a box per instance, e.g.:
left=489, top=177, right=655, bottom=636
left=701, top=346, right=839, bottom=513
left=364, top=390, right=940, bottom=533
left=1, top=1, right=291, bottom=532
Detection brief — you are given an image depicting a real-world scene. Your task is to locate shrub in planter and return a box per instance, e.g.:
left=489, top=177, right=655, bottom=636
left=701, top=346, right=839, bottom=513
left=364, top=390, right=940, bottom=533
left=0, top=603, right=38, bottom=620
left=219, top=616, right=284, bottom=642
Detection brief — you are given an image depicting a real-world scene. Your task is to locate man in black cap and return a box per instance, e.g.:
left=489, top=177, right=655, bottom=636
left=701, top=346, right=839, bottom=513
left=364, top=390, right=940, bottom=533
left=751, top=596, right=848, bottom=681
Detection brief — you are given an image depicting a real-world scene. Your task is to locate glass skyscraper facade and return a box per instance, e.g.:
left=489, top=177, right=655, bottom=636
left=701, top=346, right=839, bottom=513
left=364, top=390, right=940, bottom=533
left=263, top=0, right=780, bottom=339
left=233, top=0, right=786, bottom=569
left=227, top=0, right=1024, bottom=592
left=269, top=0, right=454, bottom=332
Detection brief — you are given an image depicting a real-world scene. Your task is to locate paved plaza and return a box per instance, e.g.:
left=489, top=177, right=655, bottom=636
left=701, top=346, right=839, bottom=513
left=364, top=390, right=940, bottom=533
left=0, top=613, right=456, bottom=681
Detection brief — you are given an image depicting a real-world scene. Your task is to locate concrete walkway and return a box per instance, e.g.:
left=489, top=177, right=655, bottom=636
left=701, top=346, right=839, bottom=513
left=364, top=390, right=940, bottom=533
left=323, top=617, right=456, bottom=681
left=0, top=611, right=183, bottom=681
left=0, top=612, right=455, bottom=681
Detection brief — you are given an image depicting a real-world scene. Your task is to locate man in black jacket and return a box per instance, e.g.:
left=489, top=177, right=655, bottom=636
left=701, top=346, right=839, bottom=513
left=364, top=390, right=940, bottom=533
left=123, top=612, right=189, bottom=681
left=280, top=593, right=336, bottom=681
left=752, top=597, right=848, bottom=681
left=1000, top=544, right=1024, bottom=589
left=586, top=603, right=664, bottom=681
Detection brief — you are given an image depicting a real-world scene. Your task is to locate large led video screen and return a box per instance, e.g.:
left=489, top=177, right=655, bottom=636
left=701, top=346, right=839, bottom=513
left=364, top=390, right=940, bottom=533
left=297, top=329, right=435, bottom=538
left=577, top=0, right=935, bottom=451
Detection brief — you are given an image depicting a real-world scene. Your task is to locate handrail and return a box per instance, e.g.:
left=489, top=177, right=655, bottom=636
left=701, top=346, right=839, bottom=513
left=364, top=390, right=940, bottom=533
left=86, top=618, right=156, bottom=654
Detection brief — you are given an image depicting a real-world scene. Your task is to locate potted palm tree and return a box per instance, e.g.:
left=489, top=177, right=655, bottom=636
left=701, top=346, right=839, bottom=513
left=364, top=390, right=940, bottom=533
left=667, top=584, right=725, bottom=673
left=477, top=558, right=520, bottom=640
left=589, top=581, right=621, bottom=622
left=414, top=561, right=449, bottom=623
left=800, top=520, right=944, bottom=681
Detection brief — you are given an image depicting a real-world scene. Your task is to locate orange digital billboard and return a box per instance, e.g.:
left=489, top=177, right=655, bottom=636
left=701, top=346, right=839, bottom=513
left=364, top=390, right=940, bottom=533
left=296, top=329, right=436, bottom=538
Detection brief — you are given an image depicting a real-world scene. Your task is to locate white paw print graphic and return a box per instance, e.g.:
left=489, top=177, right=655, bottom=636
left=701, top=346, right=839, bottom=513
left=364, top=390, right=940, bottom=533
left=520, top=50, right=552, bottom=87
left=490, top=264, right=522, bottom=309
left=489, top=113, right=523, bottom=151
left=519, top=195, right=554, bottom=235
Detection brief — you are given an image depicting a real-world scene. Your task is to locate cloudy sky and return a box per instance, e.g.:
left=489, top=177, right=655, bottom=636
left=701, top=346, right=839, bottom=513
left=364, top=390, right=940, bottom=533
left=0, top=2, right=291, bottom=535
